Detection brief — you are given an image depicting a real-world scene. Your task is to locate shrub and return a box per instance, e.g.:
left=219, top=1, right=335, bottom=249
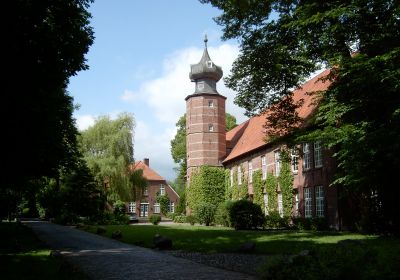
left=166, top=212, right=176, bottom=220
left=194, top=202, right=216, bottom=226
left=186, top=215, right=197, bottom=225
left=265, top=211, right=289, bottom=229
left=156, top=195, right=170, bottom=215
left=173, top=215, right=187, bottom=223
left=149, top=214, right=161, bottom=225
left=229, top=199, right=265, bottom=230
left=113, top=200, right=126, bottom=216
left=292, top=217, right=329, bottom=231
left=215, top=201, right=233, bottom=227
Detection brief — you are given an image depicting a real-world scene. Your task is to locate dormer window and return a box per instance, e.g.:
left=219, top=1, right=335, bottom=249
left=197, top=81, right=204, bottom=91
left=207, top=61, right=213, bottom=68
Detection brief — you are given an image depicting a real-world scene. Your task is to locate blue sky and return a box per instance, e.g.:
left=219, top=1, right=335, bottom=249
left=68, top=0, right=247, bottom=181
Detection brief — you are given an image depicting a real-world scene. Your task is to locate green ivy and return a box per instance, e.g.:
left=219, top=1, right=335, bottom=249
left=186, top=166, right=226, bottom=213
left=156, top=194, right=170, bottom=215
left=252, top=170, right=265, bottom=213
left=265, top=172, right=278, bottom=213
left=278, top=151, right=294, bottom=217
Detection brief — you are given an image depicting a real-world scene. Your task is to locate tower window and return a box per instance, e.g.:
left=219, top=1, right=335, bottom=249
left=208, top=100, right=214, bottom=107
left=207, top=61, right=213, bottom=68
left=208, top=124, right=214, bottom=132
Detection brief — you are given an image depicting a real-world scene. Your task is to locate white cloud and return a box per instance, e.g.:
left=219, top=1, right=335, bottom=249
left=122, top=43, right=247, bottom=125
left=75, top=114, right=96, bottom=131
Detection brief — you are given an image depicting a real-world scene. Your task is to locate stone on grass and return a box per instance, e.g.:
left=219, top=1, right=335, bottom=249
left=153, top=234, right=172, bottom=250
left=96, top=226, right=106, bottom=235
left=111, top=230, right=122, bottom=240
left=238, top=241, right=256, bottom=253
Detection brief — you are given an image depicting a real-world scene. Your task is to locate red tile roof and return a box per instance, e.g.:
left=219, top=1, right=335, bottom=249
left=130, top=161, right=165, bottom=181
left=223, top=69, right=331, bottom=163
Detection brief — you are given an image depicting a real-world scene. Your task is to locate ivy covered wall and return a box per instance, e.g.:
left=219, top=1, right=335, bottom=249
left=186, top=165, right=226, bottom=212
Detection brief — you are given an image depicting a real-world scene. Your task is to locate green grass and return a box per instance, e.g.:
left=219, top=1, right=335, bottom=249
left=0, top=222, right=88, bottom=280
left=81, top=223, right=397, bottom=255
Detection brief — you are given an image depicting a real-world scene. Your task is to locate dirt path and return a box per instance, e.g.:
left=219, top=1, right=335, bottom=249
left=25, top=221, right=256, bottom=280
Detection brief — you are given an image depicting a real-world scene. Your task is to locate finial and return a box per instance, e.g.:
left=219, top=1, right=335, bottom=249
left=204, top=34, right=208, bottom=48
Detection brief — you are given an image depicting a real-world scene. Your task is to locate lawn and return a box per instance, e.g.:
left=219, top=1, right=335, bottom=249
left=81, top=223, right=396, bottom=255
left=0, top=222, right=88, bottom=280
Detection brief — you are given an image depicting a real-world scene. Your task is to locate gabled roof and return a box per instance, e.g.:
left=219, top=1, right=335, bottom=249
left=223, top=69, right=331, bottom=163
left=131, top=161, right=165, bottom=181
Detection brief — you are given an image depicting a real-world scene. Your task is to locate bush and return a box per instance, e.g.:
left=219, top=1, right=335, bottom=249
left=173, top=215, right=187, bottom=223
left=149, top=214, right=161, bottom=225
left=113, top=200, right=126, bottom=216
left=166, top=212, right=176, bottom=220
left=265, top=211, right=289, bottom=229
left=194, top=202, right=217, bottom=226
left=215, top=201, right=233, bottom=227
left=186, top=215, right=197, bottom=225
left=292, top=217, right=329, bottom=231
left=229, top=199, right=265, bottom=230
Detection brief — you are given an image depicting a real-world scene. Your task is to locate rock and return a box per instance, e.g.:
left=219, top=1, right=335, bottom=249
left=153, top=234, right=172, bottom=250
left=238, top=242, right=256, bottom=253
left=298, top=250, right=310, bottom=256
left=50, top=250, right=62, bottom=258
left=96, top=226, right=106, bottom=235
left=111, top=230, right=122, bottom=239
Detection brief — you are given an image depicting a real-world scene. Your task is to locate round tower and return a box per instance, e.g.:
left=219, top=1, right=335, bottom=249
left=185, top=36, right=226, bottom=181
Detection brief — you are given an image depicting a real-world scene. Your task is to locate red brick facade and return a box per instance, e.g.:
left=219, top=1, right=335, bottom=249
left=127, top=159, right=180, bottom=218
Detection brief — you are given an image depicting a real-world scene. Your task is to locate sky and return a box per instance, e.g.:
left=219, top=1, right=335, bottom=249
left=67, top=0, right=248, bottom=181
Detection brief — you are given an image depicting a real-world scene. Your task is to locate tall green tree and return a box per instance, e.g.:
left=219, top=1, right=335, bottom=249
left=170, top=113, right=238, bottom=184
left=4, top=0, right=94, bottom=190
left=79, top=113, right=145, bottom=202
left=201, top=0, right=400, bottom=233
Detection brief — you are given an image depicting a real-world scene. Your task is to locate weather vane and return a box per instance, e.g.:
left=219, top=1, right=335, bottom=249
left=204, top=34, right=208, bottom=48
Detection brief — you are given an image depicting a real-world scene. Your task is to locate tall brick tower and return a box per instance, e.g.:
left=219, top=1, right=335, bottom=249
left=185, top=36, right=226, bottom=181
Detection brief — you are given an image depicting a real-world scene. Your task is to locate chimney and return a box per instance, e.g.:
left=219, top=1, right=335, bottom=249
left=144, top=158, right=149, bottom=166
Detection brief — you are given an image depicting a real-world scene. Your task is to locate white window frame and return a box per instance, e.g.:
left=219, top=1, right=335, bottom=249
left=128, top=202, right=136, bottom=213
left=160, top=184, right=165, bottom=196
left=153, top=203, right=160, bottom=214
left=274, top=151, right=281, bottom=176
left=294, top=193, right=299, bottom=217
left=303, top=143, right=311, bottom=171
left=248, top=161, right=253, bottom=183
left=291, top=148, right=299, bottom=173
left=143, top=187, right=148, bottom=196
left=315, top=186, right=325, bottom=217
left=238, top=166, right=242, bottom=185
left=168, top=202, right=175, bottom=213
left=278, top=193, right=283, bottom=217
left=261, top=156, right=267, bottom=180
left=208, top=124, right=214, bottom=132
left=304, top=187, right=313, bottom=218
left=314, top=141, right=323, bottom=168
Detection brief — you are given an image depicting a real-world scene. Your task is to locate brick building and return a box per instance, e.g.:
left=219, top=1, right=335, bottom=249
left=127, top=158, right=179, bottom=218
left=186, top=38, right=345, bottom=229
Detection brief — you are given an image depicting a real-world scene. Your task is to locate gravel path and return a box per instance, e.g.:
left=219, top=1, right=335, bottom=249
left=25, top=221, right=256, bottom=280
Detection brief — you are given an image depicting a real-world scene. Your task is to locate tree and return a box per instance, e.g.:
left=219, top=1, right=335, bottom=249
left=3, top=0, right=94, bottom=191
left=79, top=113, right=145, bottom=202
left=201, top=0, right=400, bottom=233
left=170, top=112, right=238, bottom=184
